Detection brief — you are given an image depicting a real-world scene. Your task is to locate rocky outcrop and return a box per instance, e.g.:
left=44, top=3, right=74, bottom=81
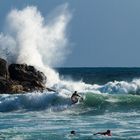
left=0, top=58, right=47, bottom=94
left=0, top=58, right=9, bottom=79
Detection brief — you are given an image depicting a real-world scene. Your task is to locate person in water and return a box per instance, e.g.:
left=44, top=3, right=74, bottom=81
left=71, top=130, right=76, bottom=135
left=94, top=130, right=112, bottom=136
left=71, top=91, right=83, bottom=104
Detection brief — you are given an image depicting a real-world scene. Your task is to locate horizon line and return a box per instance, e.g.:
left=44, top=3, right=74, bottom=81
left=54, top=66, right=140, bottom=68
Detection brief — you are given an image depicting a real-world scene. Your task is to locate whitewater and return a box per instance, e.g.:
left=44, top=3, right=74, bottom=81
left=0, top=5, right=139, bottom=140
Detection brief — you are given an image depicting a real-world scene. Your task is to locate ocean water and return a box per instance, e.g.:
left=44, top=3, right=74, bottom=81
left=0, top=68, right=140, bottom=140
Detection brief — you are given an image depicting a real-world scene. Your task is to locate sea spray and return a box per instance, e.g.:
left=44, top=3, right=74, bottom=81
left=0, top=4, right=93, bottom=92
left=0, top=4, right=71, bottom=86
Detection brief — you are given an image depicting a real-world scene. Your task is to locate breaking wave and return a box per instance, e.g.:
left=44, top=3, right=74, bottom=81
left=0, top=5, right=140, bottom=112
left=0, top=78, right=140, bottom=112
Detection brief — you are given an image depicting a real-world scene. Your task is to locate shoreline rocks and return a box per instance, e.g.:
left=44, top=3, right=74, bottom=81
left=0, top=58, right=47, bottom=94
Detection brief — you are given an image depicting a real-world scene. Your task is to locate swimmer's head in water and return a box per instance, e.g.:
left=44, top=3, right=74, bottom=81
left=71, top=130, right=76, bottom=135
left=107, top=130, right=111, bottom=133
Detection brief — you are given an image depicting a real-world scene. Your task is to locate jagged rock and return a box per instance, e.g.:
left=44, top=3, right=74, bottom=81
left=0, top=78, right=9, bottom=93
left=0, top=79, right=23, bottom=93
left=0, top=58, right=47, bottom=94
left=0, top=58, right=9, bottom=79
left=8, top=84, right=24, bottom=93
left=8, top=64, right=47, bottom=86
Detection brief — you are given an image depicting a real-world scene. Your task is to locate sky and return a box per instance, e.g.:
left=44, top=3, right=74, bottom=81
left=0, top=0, right=140, bottom=67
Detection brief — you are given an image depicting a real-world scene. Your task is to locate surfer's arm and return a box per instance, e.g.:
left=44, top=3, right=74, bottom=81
left=77, top=94, right=83, bottom=101
left=75, top=93, right=83, bottom=99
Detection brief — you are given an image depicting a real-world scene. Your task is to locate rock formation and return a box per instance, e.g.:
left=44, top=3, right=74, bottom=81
left=0, top=58, right=47, bottom=93
left=0, top=58, right=9, bottom=79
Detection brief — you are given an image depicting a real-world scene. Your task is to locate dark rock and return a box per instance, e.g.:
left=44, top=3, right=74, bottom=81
left=8, top=84, right=24, bottom=93
left=0, top=79, right=22, bottom=93
left=8, top=64, right=47, bottom=85
left=0, top=58, right=47, bottom=94
left=0, top=78, right=9, bottom=93
left=0, top=58, right=9, bottom=79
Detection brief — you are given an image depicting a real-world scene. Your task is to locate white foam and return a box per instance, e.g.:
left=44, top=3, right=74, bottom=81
left=0, top=4, right=71, bottom=86
left=97, top=79, right=139, bottom=94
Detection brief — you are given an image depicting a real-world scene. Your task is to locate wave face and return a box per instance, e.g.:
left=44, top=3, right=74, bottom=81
left=0, top=92, right=71, bottom=112
left=0, top=76, right=140, bottom=112
left=0, top=90, right=140, bottom=112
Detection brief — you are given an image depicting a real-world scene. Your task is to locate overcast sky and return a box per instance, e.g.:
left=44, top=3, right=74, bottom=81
left=0, top=0, right=140, bottom=67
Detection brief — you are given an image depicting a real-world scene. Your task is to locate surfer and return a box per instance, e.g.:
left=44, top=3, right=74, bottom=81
left=94, top=130, right=112, bottom=136
left=71, top=91, right=83, bottom=104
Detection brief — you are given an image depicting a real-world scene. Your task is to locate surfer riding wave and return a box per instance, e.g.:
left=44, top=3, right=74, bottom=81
left=71, top=91, right=83, bottom=104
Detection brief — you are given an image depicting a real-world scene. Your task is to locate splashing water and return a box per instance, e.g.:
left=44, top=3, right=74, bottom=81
left=0, top=4, right=71, bottom=86
left=0, top=5, right=140, bottom=110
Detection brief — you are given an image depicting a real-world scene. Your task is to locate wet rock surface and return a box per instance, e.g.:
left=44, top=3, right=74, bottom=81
left=0, top=58, right=47, bottom=93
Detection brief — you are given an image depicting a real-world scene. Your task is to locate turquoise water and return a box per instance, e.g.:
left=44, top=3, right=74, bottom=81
left=0, top=110, right=140, bottom=140
left=0, top=68, right=140, bottom=139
